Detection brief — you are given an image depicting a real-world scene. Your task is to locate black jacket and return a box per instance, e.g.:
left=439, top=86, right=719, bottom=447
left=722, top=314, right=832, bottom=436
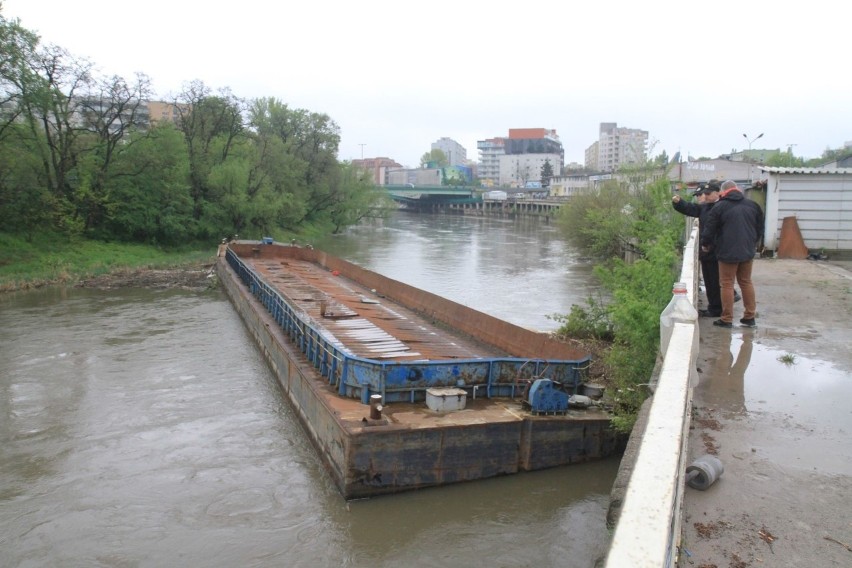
left=673, top=198, right=716, bottom=261
left=701, top=191, right=764, bottom=263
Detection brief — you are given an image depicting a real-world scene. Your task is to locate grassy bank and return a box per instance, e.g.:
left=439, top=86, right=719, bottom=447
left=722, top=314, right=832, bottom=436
left=0, top=232, right=218, bottom=292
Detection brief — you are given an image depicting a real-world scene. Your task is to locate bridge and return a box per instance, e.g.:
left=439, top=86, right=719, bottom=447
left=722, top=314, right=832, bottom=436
left=383, top=184, right=564, bottom=217
left=384, top=185, right=480, bottom=209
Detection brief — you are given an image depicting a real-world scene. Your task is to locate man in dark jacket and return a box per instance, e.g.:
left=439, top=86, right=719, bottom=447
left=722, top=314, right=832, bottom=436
left=701, top=180, right=765, bottom=328
left=672, top=182, right=723, bottom=317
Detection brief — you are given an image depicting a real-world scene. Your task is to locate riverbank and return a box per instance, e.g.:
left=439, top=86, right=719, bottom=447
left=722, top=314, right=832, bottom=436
left=74, top=264, right=217, bottom=292
left=0, top=232, right=217, bottom=293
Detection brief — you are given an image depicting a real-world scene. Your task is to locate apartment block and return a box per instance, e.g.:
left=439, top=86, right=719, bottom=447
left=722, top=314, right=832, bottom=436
left=431, top=137, right=467, bottom=167
left=476, top=137, right=505, bottom=187
left=478, top=128, right=564, bottom=188
left=585, top=122, right=648, bottom=172
left=147, top=100, right=189, bottom=126
left=351, top=157, right=403, bottom=185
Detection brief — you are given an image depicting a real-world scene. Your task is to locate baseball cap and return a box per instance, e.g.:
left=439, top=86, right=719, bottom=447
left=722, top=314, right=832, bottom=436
left=692, top=184, right=707, bottom=196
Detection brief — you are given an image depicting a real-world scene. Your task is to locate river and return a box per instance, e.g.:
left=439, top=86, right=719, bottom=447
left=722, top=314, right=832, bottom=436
left=0, top=211, right=619, bottom=567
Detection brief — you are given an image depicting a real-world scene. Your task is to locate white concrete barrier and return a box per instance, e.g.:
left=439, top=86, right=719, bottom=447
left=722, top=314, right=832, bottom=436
left=605, top=222, right=700, bottom=567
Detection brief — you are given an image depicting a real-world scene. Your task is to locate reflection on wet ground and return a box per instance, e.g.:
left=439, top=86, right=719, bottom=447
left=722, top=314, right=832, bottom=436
left=696, top=328, right=852, bottom=476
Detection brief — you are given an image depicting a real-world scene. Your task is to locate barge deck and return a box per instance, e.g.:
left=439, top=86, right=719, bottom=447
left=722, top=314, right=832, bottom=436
left=218, top=241, right=622, bottom=499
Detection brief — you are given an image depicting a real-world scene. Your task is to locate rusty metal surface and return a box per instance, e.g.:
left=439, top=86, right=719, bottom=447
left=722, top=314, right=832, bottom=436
left=248, top=255, right=503, bottom=362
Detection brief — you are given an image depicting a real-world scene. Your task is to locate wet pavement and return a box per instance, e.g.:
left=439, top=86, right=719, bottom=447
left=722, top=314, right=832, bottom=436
left=680, top=258, right=852, bottom=567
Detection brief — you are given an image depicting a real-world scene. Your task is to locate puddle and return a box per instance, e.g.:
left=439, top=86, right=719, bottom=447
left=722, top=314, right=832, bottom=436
left=695, top=330, right=852, bottom=475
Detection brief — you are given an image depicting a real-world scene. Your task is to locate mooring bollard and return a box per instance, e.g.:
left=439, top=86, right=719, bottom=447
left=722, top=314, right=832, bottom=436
left=369, top=394, right=383, bottom=420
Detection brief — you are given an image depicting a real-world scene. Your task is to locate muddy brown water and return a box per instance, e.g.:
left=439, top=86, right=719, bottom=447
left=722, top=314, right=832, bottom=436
left=1, top=212, right=618, bottom=567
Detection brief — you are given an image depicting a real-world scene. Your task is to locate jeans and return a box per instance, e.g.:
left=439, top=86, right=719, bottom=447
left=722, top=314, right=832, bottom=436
left=718, top=260, right=757, bottom=323
left=700, top=257, right=722, bottom=314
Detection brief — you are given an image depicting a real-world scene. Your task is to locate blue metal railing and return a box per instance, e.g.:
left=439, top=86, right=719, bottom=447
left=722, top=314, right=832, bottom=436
left=226, top=248, right=590, bottom=404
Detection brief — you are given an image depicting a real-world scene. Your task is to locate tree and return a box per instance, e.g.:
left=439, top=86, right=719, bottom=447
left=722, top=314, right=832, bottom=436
left=0, top=13, right=39, bottom=142
left=327, top=162, right=392, bottom=233
left=174, top=81, right=247, bottom=234
left=540, top=159, right=554, bottom=188
left=73, top=72, right=155, bottom=233
left=419, top=148, right=447, bottom=168
left=104, top=123, right=194, bottom=244
left=0, top=12, right=391, bottom=245
left=514, top=161, right=531, bottom=187
left=247, top=97, right=342, bottom=231
left=766, top=149, right=804, bottom=168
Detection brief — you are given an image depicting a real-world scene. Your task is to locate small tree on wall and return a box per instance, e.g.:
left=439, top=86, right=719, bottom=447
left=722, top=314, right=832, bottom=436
left=419, top=149, right=448, bottom=168
left=541, top=159, right=554, bottom=188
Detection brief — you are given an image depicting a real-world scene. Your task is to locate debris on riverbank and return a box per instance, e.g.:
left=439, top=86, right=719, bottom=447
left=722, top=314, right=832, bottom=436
left=74, top=264, right=217, bottom=291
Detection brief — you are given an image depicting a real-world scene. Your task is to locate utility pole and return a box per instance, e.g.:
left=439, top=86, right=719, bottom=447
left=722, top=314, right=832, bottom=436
left=786, top=144, right=797, bottom=166
left=743, top=133, right=764, bottom=182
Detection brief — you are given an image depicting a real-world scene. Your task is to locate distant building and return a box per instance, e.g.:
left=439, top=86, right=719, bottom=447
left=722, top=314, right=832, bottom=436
left=549, top=172, right=597, bottom=198
left=351, top=157, right=403, bottom=185
left=431, top=137, right=467, bottom=167
left=147, top=101, right=190, bottom=127
left=498, top=153, right=562, bottom=188
left=725, top=148, right=781, bottom=164
left=585, top=122, right=648, bottom=172
left=668, top=158, right=759, bottom=186
left=386, top=167, right=442, bottom=186
left=478, top=128, right=564, bottom=188
left=476, top=137, right=505, bottom=187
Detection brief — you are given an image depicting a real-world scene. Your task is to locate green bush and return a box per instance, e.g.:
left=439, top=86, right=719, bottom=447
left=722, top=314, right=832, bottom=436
left=556, top=174, right=683, bottom=431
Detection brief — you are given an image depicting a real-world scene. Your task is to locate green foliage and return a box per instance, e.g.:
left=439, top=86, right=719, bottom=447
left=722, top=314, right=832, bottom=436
left=419, top=148, right=448, bottom=168
left=766, top=151, right=804, bottom=167
left=0, top=230, right=214, bottom=291
left=547, top=296, right=613, bottom=340
left=104, top=124, right=194, bottom=244
left=0, top=13, right=382, bottom=248
left=557, top=181, right=633, bottom=258
left=540, top=159, right=554, bottom=188
left=555, top=174, right=683, bottom=431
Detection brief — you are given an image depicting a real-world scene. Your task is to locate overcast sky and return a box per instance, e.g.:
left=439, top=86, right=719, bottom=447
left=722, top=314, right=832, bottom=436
left=4, top=0, right=849, bottom=168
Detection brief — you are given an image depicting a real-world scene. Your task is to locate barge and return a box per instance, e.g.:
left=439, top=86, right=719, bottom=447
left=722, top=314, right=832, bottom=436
left=217, top=240, right=622, bottom=499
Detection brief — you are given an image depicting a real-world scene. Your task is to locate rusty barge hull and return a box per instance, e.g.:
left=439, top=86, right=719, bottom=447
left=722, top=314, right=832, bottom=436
left=217, top=242, right=622, bottom=499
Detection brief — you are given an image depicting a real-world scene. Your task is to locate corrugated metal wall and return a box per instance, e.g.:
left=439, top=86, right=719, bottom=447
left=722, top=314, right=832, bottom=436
left=765, top=171, right=852, bottom=251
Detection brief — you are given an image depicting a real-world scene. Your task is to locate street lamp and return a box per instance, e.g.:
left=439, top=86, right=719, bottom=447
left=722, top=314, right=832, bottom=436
left=742, top=132, right=764, bottom=152
left=742, top=133, right=764, bottom=183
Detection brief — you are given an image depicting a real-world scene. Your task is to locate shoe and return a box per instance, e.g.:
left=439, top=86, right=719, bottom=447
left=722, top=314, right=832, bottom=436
left=712, top=319, right=733, bottom=328
left=734, top=290, right=742, bottom=303
left=698, top=309, right=721, bottom=318
left=739, top=318, right=756, bottom=327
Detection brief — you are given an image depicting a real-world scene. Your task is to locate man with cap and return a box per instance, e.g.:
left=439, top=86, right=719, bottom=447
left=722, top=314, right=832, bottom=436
left=701, top=180, right=764, bottom=328
left=672, top=180, right=724, bottom=317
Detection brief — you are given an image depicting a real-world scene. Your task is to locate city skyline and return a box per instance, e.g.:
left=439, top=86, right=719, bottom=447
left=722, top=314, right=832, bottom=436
left=5, top=0, right=848, bottom=169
